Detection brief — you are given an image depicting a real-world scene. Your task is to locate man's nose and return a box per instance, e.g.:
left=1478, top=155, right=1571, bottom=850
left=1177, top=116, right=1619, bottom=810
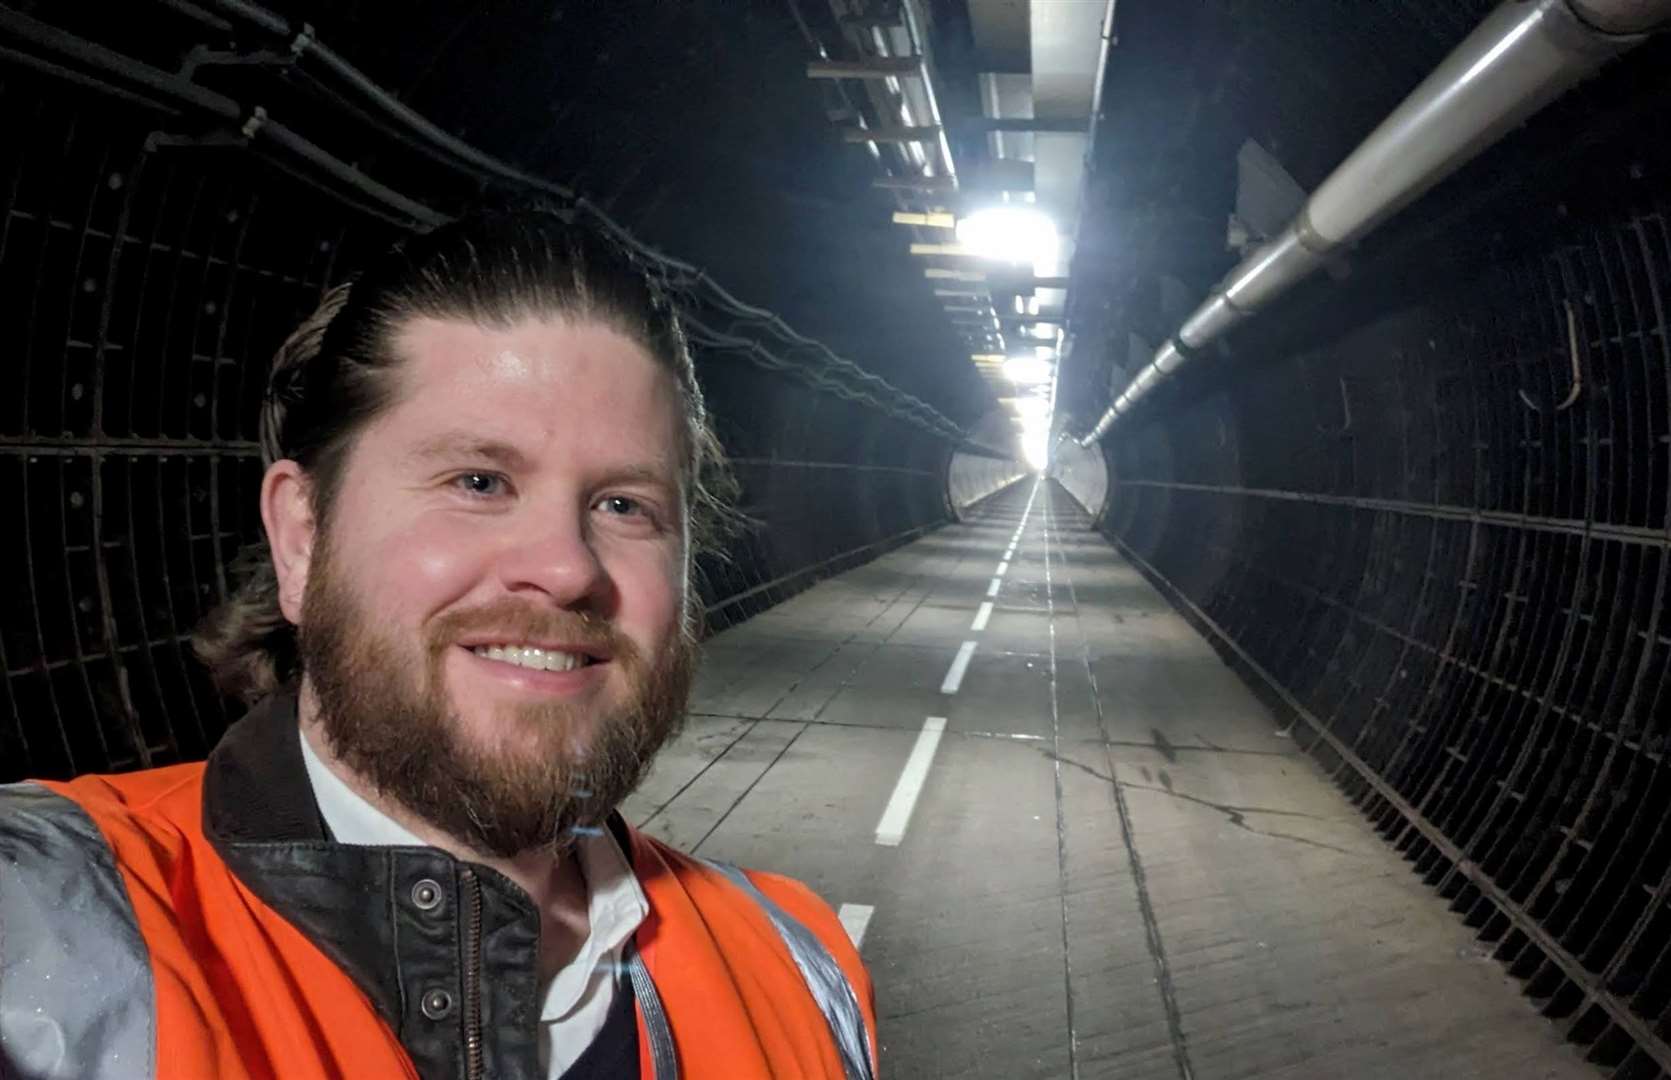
left=491, top=507, right=612, bottom=610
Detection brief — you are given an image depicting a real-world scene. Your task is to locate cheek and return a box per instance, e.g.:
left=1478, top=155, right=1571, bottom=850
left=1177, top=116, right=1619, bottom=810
left=606, top=545, right=686, bottom=644
left=354, top=518, right=487, bottom=626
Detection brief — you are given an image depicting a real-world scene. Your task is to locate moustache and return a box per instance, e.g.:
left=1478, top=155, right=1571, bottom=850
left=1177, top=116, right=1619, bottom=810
left=425, top=600, right=639, bottom=665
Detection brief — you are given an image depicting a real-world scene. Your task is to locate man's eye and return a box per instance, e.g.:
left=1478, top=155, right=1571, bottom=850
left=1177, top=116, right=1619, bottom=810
left=597, top=495, right=645, bottom=517
left=451, top=472, right=507, bottom=498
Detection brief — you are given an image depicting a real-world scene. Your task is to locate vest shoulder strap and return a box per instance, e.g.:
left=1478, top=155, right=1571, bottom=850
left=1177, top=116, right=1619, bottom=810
left=0, top=781, right=156, bottom=1080
left=700, top=858, right=876, bottom=1080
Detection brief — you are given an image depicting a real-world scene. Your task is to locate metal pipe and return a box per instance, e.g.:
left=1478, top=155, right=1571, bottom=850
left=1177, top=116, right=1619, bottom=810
left=204, top=0, right=573, bottom=201
left=0, top=6, right=443, bottom=230
left=1076, top=0, right=1664, bottom=446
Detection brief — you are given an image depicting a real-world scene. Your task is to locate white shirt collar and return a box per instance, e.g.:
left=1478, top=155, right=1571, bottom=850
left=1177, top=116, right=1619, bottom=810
left=297, top=725, right=648, bottom=1021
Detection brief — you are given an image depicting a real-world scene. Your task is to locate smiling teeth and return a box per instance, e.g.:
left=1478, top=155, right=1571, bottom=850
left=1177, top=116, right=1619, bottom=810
left=471, top=645, right=587, bottom=673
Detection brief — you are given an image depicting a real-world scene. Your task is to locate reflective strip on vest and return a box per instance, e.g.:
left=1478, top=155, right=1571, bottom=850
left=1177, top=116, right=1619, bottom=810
left=0, top=781, right=155, bottom=1079
left=625, top=939, right=678, bottom=1079
left=702, top=860, right=875, bottom=1080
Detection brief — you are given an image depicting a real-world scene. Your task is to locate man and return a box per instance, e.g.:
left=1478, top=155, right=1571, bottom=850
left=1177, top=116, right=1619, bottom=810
left=0, top=208, right=877, bottom=1079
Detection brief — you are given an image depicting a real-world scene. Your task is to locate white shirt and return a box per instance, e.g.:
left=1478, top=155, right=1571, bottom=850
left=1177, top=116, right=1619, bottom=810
left=298, top=726, right=648, bottom=1077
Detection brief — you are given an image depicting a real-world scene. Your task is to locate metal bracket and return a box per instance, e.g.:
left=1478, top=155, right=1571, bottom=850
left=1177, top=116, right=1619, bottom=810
left=179, top=44, right=294, bottom=80
left=1317, top=376, right=1354, bottom=436
left=1518, top=300, right=1585, bottom=414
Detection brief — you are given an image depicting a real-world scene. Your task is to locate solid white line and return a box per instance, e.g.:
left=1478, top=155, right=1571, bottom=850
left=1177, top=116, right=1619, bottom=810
left=838, top=903, right=876, bottom=948
left=875, top=717, right=947, bottom=846
left=996, top=560, right=1009, bottom=576
left=971, top=601, right=994, bottom=631
left=986, top=577, right=1001, bottom=597
left=941, top=641, right=978, bottom=694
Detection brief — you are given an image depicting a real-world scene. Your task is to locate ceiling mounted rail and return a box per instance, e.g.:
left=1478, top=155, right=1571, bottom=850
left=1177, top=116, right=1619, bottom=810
left=1074, top=0, right=1670, bottom=448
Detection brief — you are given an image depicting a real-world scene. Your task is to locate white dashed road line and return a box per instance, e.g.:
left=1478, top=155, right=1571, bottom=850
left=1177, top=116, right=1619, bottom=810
left=986, top=578, right=1002, bottom=598
left=971, top=601, right=994, bottom=631
left=940, top=641, right=978, bottom=694
left=874, top=717, right=948, bottom=846
left=838, top=903, right=876, bottom=948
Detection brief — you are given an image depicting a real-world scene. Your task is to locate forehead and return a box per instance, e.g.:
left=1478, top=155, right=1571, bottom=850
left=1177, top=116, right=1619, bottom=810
left=373, top=315, right=685, bottom=469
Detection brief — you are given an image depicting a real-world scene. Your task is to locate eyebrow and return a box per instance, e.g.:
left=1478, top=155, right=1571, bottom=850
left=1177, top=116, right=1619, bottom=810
left=405, top=432, right=532, bottom=472
left=602, top=463, right=678, bottom=488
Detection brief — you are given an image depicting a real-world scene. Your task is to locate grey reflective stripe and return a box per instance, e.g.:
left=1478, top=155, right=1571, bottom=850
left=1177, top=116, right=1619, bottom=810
left=625, top=940, right=678, bottom=1080
left=0, top=782, right=154, bottom=1079
left=702, top=860, right=875, bottom=1080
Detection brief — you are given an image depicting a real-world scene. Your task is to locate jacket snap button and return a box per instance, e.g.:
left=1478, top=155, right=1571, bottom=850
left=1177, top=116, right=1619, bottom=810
left=420, top=988, right=454, bottom=1020
left=411, top=879, right=443, bottom=912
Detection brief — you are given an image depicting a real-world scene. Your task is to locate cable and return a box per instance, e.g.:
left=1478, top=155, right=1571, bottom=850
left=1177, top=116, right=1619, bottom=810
left=194, top=0, right=970, bottom=442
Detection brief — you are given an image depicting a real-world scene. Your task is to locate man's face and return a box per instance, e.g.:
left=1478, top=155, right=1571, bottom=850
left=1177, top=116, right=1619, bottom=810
left=292, top=315, right=695, bottom=857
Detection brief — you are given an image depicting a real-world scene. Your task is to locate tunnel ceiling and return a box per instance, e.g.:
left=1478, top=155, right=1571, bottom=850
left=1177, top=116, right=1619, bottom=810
left=38, top=0, right=1003, bottom=434
left=326, top=1, right=1002, bottom=428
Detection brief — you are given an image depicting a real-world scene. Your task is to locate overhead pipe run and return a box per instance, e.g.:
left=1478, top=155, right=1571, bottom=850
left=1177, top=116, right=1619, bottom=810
left=1075, top=0, right=1669, bottom=447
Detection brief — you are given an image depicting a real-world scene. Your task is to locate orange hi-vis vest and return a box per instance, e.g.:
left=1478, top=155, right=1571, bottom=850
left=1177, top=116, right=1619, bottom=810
left=0, top=692, right=877, bottom=1079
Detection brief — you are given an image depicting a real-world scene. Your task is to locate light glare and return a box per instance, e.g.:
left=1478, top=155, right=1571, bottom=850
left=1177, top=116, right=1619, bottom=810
left=1002, top=355, right=1052, bottom=385
left=1020, top=423, right=1050, bottom=471
left=955, top=207, right=1060, bottom=270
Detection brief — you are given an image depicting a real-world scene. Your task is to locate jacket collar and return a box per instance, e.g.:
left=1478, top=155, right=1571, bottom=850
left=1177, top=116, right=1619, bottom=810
left=202, top=689, right=561, bottom=1080
left=201, top=689, right=330, bottom=846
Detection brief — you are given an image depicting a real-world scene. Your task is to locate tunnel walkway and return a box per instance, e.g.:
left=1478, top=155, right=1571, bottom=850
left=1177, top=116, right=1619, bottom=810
left=621, top=479, right=1591, bottom=1079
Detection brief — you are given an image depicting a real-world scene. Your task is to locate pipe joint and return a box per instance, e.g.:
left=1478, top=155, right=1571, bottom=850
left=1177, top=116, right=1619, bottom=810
left=1222, top=227, right=1329, bottom=313
left=1292, top=207, right=1334, bottom=256
left=1561, top=0, right=1671, bottom=38
left=1176, top=294, right=1241, bottom=351
left=1153, top=338, right=1192, bottom=374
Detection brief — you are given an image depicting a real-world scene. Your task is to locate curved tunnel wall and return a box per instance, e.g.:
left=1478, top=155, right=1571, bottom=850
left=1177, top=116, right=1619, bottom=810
left=947, top=451, right=1028, bottom=518
left=1049, top=438, right=1109, bottom=522
left=1099, top=155, right=1671, bottom=1067
left=0, top=71, right=958, bottom=783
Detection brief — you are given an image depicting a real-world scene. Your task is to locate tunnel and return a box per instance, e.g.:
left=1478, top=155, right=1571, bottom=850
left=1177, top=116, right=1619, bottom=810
left=3, top=1, right=1671, bottom=1077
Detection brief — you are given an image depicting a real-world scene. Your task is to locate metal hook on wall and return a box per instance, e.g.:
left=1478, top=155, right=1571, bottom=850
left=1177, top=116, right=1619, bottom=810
left=1317, top=375, right=1354, bottom=436
left=1518, top=300, right=1584, bottom=414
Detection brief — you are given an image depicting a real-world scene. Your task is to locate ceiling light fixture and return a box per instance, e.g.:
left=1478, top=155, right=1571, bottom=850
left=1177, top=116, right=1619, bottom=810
left=955, top=206, right=1060, bottom=272
left=1002, top=355, right=1052, bottom=385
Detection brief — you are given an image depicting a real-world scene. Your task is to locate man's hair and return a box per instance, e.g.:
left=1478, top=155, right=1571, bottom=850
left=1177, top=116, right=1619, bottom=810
left=193, top=206, right=735, bottom=705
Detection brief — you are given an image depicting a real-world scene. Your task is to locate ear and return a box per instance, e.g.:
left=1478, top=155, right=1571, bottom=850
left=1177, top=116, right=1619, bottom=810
left=261, top=460, right=317, bottom=625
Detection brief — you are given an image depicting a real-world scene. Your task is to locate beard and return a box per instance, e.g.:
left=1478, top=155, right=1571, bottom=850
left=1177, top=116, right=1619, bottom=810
left=296, top=534, right=695, bottom=859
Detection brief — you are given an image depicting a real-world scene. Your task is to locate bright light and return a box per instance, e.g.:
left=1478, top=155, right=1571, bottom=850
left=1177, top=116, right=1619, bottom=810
left=1010, top=394, right=1050, bottom=420
left=1020, top=426, right=1050, bottom=471
left=1002, top=355, right=1052, bottom=385
left=956, top=207, right=1060, bottom=271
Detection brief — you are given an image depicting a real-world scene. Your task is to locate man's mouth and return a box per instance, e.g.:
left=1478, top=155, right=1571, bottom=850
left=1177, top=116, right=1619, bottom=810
left=465, top=644, right=604, bottom=673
